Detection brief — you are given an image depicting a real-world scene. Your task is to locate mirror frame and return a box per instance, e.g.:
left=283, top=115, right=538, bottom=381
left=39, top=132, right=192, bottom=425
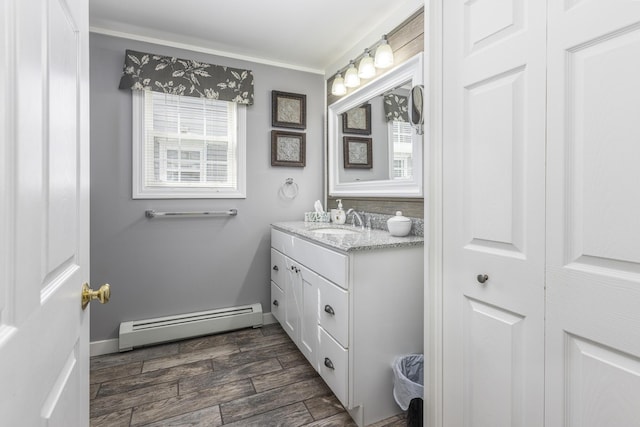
left=328, top=53, right=423, bottom=198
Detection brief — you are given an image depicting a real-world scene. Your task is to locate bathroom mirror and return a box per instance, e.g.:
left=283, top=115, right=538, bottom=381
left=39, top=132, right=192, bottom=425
left=328, top=53, right=423, bottom=197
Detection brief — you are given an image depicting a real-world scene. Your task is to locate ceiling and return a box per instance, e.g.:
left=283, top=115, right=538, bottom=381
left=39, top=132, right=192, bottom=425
left=89, top=0, right=423, bottom=74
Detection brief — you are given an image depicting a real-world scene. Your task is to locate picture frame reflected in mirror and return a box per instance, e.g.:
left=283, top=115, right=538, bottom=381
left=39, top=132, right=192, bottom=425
left=343, top=136, right=372, bottom=169
left=342, top=104, right=371, bottom=135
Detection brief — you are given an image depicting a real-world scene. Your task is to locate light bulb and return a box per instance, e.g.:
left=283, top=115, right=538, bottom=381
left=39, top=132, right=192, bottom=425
left=358, top=50, right=376, bottom=79
left=331, top=73, right=346, bottom=96
left=344, top=61, right=360, bottom=88
left=374, top=35, right=394, bottom=69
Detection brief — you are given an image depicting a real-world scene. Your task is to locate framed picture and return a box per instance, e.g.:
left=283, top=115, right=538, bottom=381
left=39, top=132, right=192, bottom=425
left=342, top=104, right=371, bottom=135
left=343, top=136, right=372, bottom=169
left=271, top=130, right=306, bottom=167
left=272, top=91, right=306, bottom=129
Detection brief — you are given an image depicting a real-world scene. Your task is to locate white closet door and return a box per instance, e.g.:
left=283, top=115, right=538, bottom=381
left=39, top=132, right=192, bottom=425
left=546, top=1, right=640, bottom=425
left=442, top=0, right=547, bottom=425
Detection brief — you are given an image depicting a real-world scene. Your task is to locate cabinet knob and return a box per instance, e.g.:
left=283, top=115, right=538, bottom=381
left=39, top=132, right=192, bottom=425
left=477, top=274, right=489, bottom=284
left=273, top=300, right=279, bottom=307
left=324, top=305, right=335, bottom=315
left=324, top=357, right=335, bottom=370
left=273, top=265, right=279, bottom=271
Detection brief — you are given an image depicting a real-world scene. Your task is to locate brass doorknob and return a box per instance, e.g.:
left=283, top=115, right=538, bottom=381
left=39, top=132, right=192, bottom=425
left=82, top=283, right=111, bottom=310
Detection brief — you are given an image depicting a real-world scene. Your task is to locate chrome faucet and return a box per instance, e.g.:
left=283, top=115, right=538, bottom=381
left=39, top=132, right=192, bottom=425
left=346, top=209, right=364, bottom=229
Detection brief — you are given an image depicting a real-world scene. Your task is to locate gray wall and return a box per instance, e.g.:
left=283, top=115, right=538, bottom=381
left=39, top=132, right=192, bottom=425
left=89, top=33, right=325, bottom=341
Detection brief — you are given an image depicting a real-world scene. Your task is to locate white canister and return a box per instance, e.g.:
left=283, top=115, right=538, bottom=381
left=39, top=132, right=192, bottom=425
left=387, top=211, right=412, bottom=236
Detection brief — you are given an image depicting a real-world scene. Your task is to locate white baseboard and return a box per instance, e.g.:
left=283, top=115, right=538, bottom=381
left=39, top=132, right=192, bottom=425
left=90, top=338, right=119, bottom=357
left=90, top=312, right=279, bottom=357
left=263, top=312, right=277, bottom=325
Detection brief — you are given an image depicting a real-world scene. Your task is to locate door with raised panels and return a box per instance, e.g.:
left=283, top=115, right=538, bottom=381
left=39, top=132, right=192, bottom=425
left=545, top=1, right=640, bottom=425
left=442, top=0, right=547, bottom=425
left=0, top=0, right=93, bottom=423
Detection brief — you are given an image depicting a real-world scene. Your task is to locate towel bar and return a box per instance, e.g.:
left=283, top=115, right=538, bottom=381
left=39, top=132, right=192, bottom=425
left=145, top=209, right=238, bottom=218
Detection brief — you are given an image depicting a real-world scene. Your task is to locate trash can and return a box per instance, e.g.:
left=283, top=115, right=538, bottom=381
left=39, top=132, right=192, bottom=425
left=393, top=354, right=424, bottom=427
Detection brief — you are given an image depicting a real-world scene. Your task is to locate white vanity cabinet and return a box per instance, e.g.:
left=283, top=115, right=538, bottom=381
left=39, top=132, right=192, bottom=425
left=270, top=226, right=423, bottom=427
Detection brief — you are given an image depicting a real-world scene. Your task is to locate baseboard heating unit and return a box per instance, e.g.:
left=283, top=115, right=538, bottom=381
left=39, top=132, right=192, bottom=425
left=118, top=303, right=263, bottom=351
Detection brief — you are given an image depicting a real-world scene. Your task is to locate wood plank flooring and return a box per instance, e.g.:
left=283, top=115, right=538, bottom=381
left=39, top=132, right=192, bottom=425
left=90, top=323, right=406, bottom=426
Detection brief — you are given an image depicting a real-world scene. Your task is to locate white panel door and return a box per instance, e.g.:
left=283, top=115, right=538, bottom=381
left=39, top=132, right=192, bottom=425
left=546, top=1, right=640, bottom=425
left=0, top=0, right=91, bottom=424
left=442, top=0, right=547, bottom=426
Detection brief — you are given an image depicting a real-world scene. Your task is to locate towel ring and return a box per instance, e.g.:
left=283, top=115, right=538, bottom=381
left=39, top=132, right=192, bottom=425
left=280, top=178, right=298, bottom=199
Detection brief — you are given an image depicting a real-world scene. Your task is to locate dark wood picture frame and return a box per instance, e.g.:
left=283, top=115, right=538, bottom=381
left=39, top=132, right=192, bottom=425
left=271, top=130, right=306, bottom=167
left=343, top=136, right=372, bottom=169
left=272, top=91, right=307, bottom=129
left=342, top=104, right=371, bottom=135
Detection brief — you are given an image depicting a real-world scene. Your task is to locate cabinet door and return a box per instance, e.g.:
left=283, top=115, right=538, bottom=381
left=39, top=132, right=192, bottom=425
left=546, top=2, right=640, bottom=425
left=298, top=265, right=319, bottom=368
left=283, top=255, right=299, bottom=342
left=442, top=0, right=547, bottom=426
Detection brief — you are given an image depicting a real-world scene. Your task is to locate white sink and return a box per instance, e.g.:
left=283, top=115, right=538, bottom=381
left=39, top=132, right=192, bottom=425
left=310, top=227, right=360, bottom=235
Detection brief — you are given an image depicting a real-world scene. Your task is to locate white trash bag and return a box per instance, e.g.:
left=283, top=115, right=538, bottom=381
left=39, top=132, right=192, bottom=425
left=392, top=354, right=424, bottom=411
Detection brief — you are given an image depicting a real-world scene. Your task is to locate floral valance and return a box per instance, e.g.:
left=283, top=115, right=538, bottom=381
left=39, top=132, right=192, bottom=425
left=383, top=93, right=409, bottom=122
left=119, top=50, right=254, bottom=105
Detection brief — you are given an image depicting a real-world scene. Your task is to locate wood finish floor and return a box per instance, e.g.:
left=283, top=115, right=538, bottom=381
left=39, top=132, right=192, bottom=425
left=90, top=323, right=406, bottom=426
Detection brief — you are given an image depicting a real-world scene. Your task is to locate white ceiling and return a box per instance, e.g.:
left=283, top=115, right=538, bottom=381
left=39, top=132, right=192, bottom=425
left=89, top=0, right=424, bottom=74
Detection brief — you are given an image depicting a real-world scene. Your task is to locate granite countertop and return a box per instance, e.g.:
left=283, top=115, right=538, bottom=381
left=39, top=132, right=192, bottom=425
left=272, top=221, right=424, bottom=252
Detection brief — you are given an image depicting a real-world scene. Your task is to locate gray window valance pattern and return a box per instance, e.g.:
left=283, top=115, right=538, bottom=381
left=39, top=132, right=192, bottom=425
left=119, top=50, right=254, bottom=105
left=383, top=94, right=409, bottom=122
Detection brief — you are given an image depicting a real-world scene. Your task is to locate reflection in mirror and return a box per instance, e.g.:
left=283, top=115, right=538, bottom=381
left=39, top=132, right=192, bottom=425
left=328, top=53, right=423, bottom=197
left=338, top=82, right=413, bottom=184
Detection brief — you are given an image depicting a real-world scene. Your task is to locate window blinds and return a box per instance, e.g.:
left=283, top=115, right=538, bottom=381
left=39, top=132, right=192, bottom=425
left=143, top=91, right=238, bottom=190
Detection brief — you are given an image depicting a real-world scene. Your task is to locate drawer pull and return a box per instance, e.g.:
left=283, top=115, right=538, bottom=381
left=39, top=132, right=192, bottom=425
left=324, top=357, right=335, bottom=370
left=477, top=274, right=489, bottom=284
left=290, top=266, right=299, bottom=273
left=273, top=265, right=279, bottom=271
left=273, top=300, right=279, bottom=307
left=324, top=305, right=335, bottom=315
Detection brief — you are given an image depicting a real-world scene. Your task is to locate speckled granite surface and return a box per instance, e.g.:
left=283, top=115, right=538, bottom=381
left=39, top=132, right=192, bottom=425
left=272, top=221, right=424, bottom=252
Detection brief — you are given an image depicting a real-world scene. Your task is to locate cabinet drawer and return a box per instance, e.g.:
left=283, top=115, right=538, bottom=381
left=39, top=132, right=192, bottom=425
left=270, top=281, right=284, bottom=324
left=271, top=228, right=348, bottom=289
left=270, top=248, right=286, bottom=287
left=318, top=276, right=349, bottom=347
left=318, top=326, right=349, bottom=408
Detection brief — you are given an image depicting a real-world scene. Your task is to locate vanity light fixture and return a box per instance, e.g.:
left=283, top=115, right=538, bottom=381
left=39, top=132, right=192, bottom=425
left=358, top=49, right=376, bottom=79
left=330, top=34, right=395, bottom=98
left=344, top=60, right=360, bottom=88
left=331, top=72, right=347, bottom=96
left=374, top=34, right=394, bottom=69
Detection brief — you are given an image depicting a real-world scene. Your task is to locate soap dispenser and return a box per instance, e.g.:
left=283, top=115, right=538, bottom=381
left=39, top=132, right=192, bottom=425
left=333, top=199, right=346, bottom=224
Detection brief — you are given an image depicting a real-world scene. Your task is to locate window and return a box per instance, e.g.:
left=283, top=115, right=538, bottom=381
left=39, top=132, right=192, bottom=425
left=388, top=120, right=413, bottom=179
left=132, top=91, right=246, bottom=198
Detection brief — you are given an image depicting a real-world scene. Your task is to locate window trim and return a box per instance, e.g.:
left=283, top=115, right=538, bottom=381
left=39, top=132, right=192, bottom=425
left=132, top=90, right=247, bottom=199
